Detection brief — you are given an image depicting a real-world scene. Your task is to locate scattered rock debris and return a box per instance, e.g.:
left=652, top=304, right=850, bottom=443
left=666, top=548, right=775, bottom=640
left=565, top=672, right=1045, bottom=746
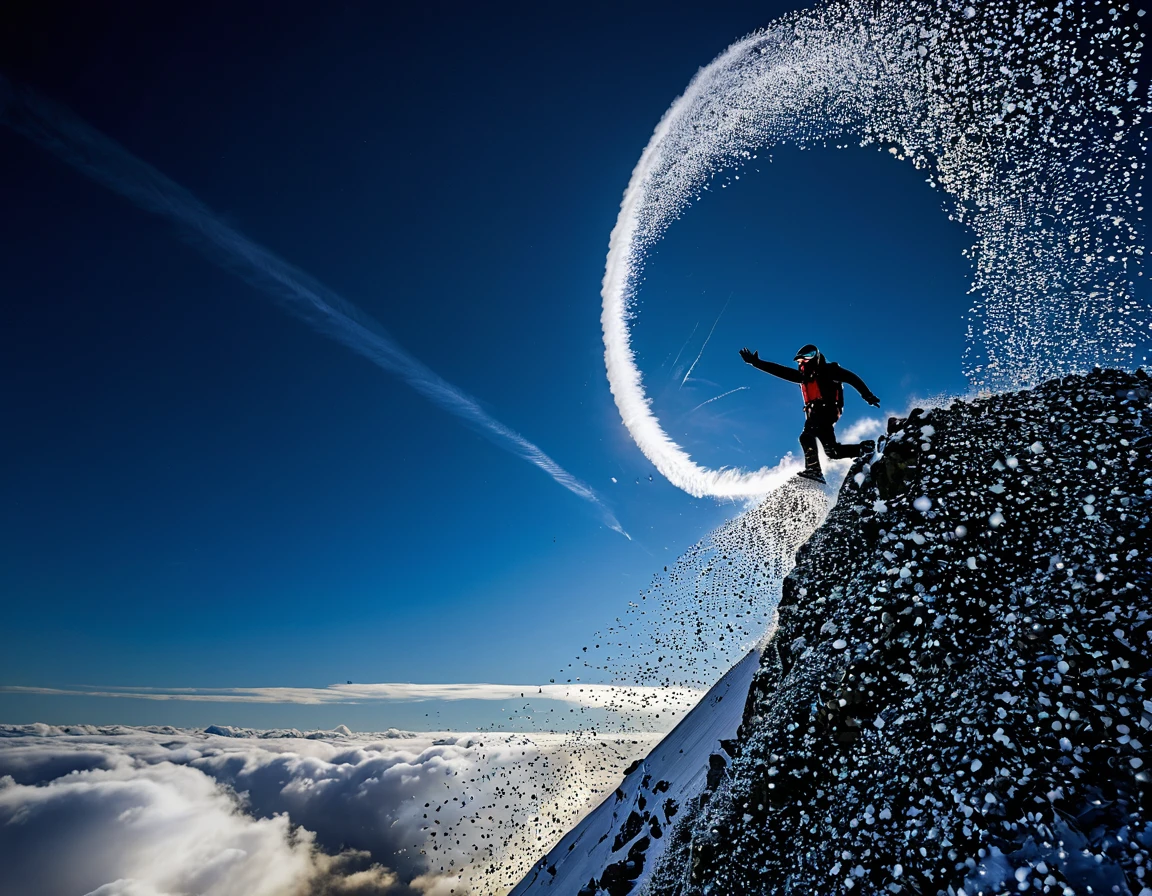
left=646, top=369, right=1152, bottom=896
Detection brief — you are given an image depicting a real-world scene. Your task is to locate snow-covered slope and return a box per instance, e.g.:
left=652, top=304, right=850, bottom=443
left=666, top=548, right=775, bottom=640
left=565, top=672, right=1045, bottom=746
left=511, top=648, right=761, bottom=896
left=646, top=368, right=1152, bottom=896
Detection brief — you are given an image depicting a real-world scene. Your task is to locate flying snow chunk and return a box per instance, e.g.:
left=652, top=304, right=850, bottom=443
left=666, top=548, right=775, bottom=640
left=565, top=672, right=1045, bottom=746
left=913, top=496, right=932, bottom=512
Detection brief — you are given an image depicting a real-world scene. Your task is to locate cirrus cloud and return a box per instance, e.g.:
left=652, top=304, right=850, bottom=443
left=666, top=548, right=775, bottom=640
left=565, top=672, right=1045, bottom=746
left=0, top=681, right=703, bottom=726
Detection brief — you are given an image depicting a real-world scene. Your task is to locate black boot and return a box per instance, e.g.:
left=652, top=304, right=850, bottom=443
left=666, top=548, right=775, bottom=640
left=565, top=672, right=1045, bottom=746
left=797, top=467, right=826, bottom=484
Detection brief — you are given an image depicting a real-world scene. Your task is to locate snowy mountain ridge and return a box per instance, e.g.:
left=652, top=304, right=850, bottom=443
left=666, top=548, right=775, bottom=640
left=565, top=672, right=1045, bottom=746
left=512, top=649, right=762, bottom=896
left=643, top=367, right=1152, bottom=896
left=519, top=368, right=1151, bottom=896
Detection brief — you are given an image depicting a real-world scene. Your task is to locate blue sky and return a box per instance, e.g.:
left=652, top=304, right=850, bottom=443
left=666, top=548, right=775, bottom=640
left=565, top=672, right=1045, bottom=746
left=0, top=0, right=973, bottom=729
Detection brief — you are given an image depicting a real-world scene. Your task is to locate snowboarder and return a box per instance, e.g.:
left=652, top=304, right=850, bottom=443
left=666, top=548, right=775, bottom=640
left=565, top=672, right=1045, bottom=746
left=739, top=343, right=880, bottom=483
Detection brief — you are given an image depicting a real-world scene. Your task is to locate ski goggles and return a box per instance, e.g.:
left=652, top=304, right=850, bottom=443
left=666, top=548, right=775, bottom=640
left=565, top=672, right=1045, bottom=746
left=795, top=350, right=818, bottom=361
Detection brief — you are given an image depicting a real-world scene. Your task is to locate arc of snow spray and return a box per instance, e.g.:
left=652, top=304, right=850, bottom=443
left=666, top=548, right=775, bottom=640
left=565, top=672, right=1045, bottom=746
left=0, top=75, right=628, bottom=538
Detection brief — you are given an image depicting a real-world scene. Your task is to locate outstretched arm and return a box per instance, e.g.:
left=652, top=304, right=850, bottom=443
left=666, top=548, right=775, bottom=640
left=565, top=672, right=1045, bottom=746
left=739, top=348, right=803, bottom=383
left=834, top=364, right=881, bottom=407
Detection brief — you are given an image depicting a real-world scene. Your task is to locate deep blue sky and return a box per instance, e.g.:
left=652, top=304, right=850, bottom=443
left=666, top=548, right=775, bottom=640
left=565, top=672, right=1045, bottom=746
left=0, top=0, right=971, bottom=728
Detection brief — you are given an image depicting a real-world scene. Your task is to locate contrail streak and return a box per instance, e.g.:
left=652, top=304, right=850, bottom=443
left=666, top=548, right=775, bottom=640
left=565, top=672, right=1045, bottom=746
left=0, top=75, right=628, bottom=538
left=679, top=294, right=730, bottom=389
left=688, top=386, right=749, bottom=414
left=668, top=320, right=699, bottom=373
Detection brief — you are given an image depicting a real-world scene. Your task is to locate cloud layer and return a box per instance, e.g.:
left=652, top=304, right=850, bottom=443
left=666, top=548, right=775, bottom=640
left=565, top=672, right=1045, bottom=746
left=0, top=739, right=401, bottom=896
left=0, top=725, right=659, bottom=896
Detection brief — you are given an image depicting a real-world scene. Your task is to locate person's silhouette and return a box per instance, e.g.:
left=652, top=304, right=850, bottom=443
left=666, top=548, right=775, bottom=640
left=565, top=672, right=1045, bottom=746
left=739, top=343, right=880, bottom=483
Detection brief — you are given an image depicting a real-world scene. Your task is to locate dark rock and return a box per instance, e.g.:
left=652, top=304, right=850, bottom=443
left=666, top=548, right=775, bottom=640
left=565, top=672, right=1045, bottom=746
left=599, top=837, right=651, bottom=896
left=611, top=810, right=646, bottom=853
left=705, top=753, right=727, bottom=791
left=646, top=370, right=1152, bottom=896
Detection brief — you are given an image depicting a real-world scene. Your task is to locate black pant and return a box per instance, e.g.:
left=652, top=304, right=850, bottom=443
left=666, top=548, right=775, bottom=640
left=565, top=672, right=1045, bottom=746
left=799, top=404, right=863, bottom=472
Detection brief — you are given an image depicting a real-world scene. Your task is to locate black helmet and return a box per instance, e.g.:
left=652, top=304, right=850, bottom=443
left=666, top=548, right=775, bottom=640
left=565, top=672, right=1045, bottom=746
left=794, top=344, right=823, bottom=364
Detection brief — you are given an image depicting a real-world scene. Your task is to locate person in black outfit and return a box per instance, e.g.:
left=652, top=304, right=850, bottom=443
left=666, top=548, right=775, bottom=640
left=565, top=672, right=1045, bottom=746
left=739, top=343, right=880, bottom=483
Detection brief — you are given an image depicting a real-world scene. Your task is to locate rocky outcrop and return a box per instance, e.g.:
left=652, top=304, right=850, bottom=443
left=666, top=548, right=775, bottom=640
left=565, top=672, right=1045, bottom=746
left=649, top=369, right=1152, bottom=896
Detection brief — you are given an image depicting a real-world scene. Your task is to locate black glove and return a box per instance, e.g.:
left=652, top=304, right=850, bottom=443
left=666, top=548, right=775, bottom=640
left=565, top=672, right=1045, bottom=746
left=739, top=347, right=759, bottom=364
left=864, top=392, right=881, bottom=408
